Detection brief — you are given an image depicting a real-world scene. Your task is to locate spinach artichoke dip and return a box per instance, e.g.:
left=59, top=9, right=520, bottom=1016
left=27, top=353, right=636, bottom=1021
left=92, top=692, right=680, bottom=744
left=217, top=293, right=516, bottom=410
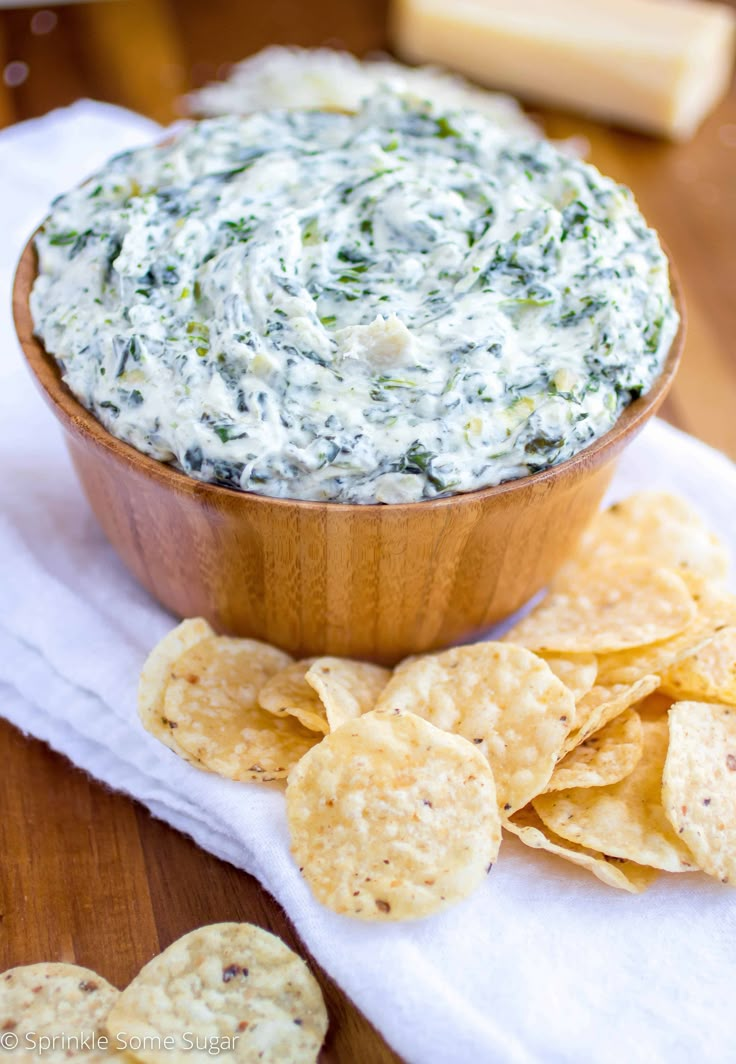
left=31, top=94, right=678, bottom=504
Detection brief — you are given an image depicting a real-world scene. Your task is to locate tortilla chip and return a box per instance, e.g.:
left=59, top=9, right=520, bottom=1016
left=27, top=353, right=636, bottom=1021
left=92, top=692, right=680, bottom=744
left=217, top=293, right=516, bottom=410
left=374, top=642, right=575, bottom=813
left=286, top=708, right=500, bottom=920
left=596, top=583, right=736, bottom=686
left=663, top=701, right=736, bottom=885
left=258, top=659, right=327, bottom=734
left=162, top=636, right=317, bottom=781
left=546, top=708, right=643, bottom=791
left=557, top=491, right=730, bottom=585
left=0, top=963, right=119, bottom=1062
left=533, top=718, right=698, bottom=872
left=505, top=806, right=657, bottom=893
left=305, top=657, right=390, bottom=730
left=138, top=618, right=215, bottom=761
left=105, top=923, right=327, bottom=1062
left=660, top=627, right=736, bottom=705
left=507, top=561, right=696, bottom=654
left=561, top=675, right=660, bottom=755
left=538, top=653, right=598, bottom=701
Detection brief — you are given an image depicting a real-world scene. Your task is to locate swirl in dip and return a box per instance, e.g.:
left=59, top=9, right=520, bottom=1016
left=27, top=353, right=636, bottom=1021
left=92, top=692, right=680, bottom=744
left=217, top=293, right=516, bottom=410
left=31, top=94, right=678, bottom=504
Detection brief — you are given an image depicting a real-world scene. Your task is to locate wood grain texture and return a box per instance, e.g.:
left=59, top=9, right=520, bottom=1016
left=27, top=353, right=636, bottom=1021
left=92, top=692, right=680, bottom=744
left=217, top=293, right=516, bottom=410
left=13, top=240, right=683, bottom=662
left=0, top=720, right=395, bottom=1064
left=0, top=4, right=733, bottom=1063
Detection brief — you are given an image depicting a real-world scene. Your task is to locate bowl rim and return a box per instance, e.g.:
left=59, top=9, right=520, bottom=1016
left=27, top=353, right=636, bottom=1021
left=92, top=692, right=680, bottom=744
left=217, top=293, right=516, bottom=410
left=13, top=235, right=685, bottom=514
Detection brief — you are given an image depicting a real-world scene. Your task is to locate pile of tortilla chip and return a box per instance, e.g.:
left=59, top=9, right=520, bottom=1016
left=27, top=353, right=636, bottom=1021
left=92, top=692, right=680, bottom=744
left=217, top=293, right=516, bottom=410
left=139, top=491, right=736, bottom=921
left=0, top=923, right=328, bottom=1063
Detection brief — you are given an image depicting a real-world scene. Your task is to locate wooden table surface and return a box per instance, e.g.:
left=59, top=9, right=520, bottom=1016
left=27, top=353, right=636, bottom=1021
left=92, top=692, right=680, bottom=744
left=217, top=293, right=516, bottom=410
left=1, top=3, right=734, bottom=1062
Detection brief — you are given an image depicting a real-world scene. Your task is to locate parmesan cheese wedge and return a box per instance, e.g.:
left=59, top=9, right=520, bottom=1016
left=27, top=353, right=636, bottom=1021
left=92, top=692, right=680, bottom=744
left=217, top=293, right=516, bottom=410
left=391, top=0, right=736, bottom=140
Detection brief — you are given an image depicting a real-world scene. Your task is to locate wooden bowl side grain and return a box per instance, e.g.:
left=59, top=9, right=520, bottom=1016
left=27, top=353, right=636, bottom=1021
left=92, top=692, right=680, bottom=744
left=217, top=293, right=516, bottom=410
left=13, top=239, right=685, bottom=663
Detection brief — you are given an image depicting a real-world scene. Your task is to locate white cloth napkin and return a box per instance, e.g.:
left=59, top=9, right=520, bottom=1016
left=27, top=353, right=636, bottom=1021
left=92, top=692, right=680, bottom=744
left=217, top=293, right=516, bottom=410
left=2, top=102, right=736, bottom=1064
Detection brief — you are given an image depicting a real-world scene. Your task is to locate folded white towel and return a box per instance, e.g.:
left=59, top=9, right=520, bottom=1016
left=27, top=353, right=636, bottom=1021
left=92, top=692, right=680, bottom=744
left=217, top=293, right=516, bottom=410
left=2, top=102, right=735, bottom=1064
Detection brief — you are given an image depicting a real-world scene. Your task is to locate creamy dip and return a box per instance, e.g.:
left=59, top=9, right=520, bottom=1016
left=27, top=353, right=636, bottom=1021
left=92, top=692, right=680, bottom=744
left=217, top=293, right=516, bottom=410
left=31, top=94, right=678, bottom=503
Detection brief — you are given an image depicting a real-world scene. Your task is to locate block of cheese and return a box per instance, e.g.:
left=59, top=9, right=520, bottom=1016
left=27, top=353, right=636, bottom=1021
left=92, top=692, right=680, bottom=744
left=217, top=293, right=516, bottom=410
left=391, top=0, right=736, bottom=140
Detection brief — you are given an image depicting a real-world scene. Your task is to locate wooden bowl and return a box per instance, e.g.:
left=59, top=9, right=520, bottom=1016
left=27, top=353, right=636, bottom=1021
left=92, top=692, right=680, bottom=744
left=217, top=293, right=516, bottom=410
left=13, top=239, right=685, bottom=664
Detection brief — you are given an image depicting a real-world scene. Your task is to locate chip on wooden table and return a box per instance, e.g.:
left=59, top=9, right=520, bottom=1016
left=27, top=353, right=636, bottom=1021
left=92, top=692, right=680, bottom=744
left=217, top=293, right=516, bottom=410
left=546, top=708, right=643, bottom=791
left=287, top=708, right=501, bottom=920
left=373, top=642, right=575, bottom=813
left=560, top=675, right=659, bottom=756
left=659, top=627, right=736, bottom=705
left=663, top=701, right=736, bottom=885
left=556, top=491, right=730, bottom=585
left=105, top=923, right=327, bottom=1063
left=507, top=561, right=696, bottom=654
left=161, top=636, right=318, bottom=782
left=505, top=806, right=657, bottom=893
left=539, top=653, right=598, bottom=701
left=0, top=963, right=119, bottom=1062
left=533, top=718, right=698, bottom=872
left=304, top=657, right=391, bottom=730
left=258, top=659, right=326, bottom=734
left=138, top=617, right=215, bottom=759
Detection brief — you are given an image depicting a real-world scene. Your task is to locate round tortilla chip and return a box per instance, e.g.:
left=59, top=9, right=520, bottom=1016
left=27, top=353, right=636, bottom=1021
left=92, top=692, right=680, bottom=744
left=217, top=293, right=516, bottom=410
left=533, top=718, right=698, bottom=872
left=546, top=708, right=643, bottom=791
left=595, top=582, right=736, bottom=687
left=138, top=618, right=215, bottom=760
left=105, top=923, right=327, bottom=1063
left=258, top=659, right=327, bottom=734
left=659, top=627, right=736, bottom=705
left=374, top=642, right=575, bottom=813
left=505, top=807, right=657, bottom=893
left=0, top=963, right=119, bottom=1062
left=539, top=654, right=598, bottom=701
left=507, top=561, right=696, bottom=654
left=560, top=675, right=660, bottom=756
left=596, top=630, right=714, bottom=688
left=287, top=708, right=500, bottom=920
left=304, top=658, right=390, bottom=730
left=557, top=491, right=730, bottom=585
left=162, top=636, right=317, bottom=782
left=663, top=701, right=736, bottom=885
